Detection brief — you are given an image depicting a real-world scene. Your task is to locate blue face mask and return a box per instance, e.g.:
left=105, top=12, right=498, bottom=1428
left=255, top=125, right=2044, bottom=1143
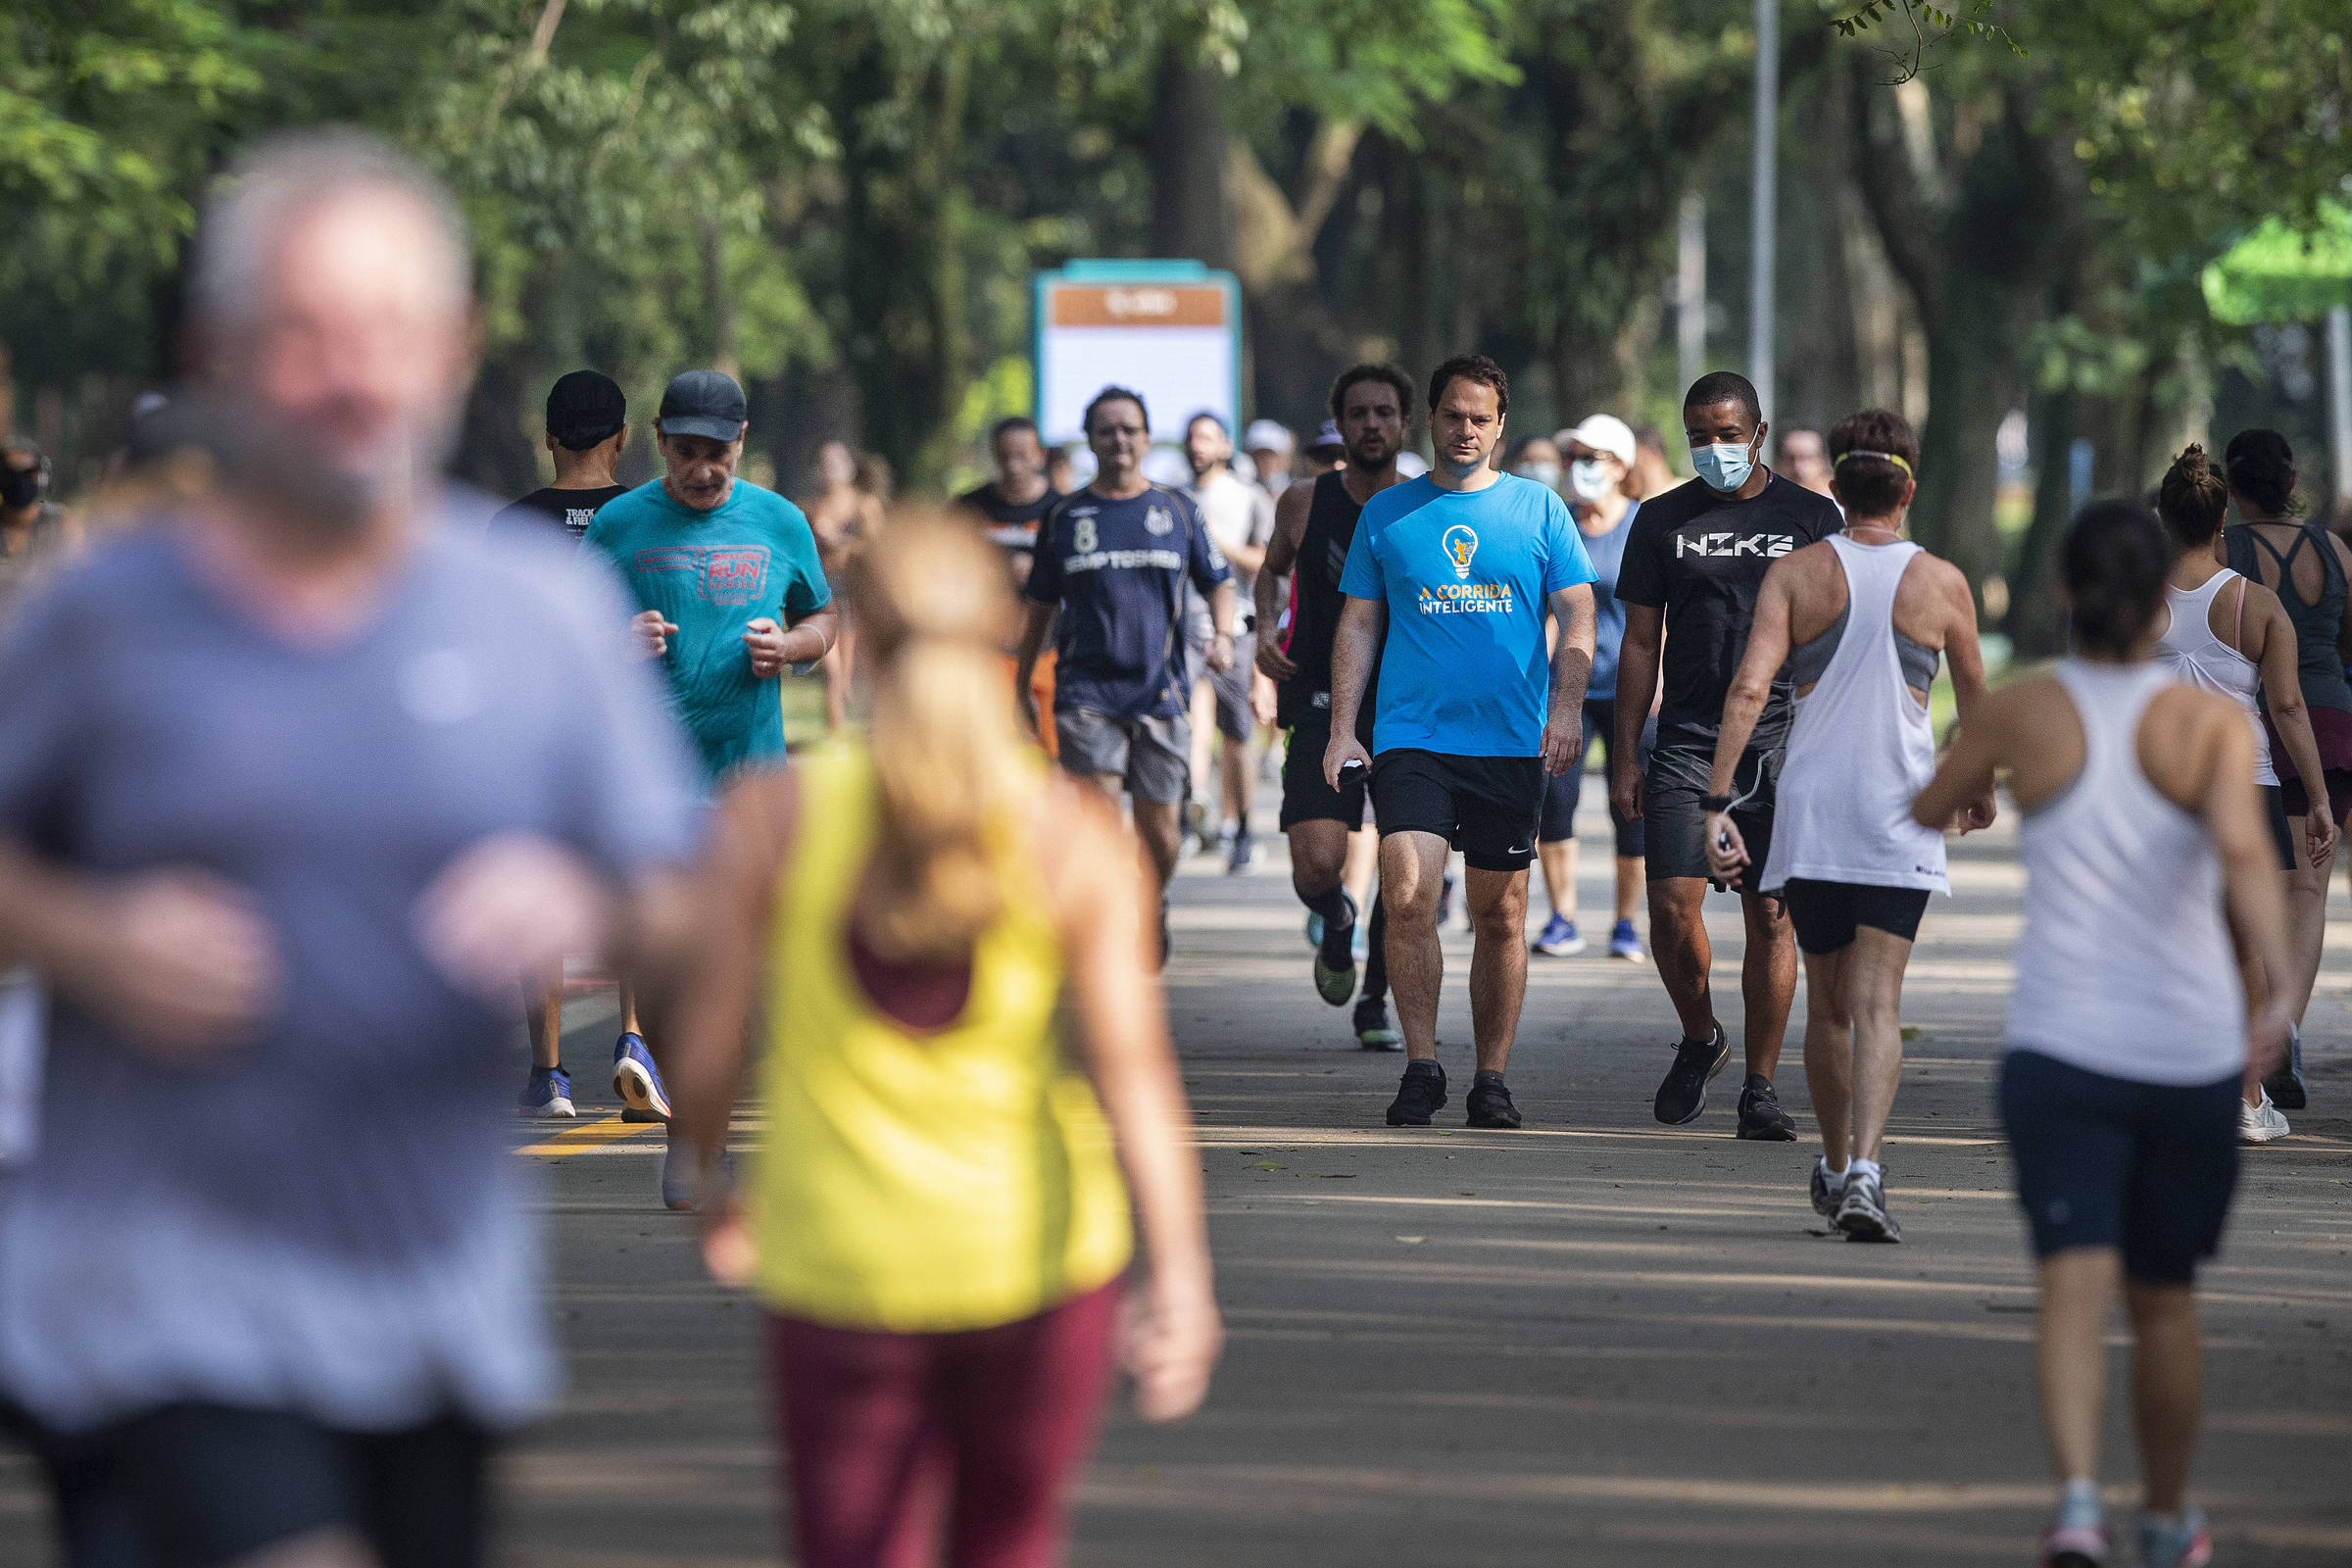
left=1691, top=439, right=1755, bottom=494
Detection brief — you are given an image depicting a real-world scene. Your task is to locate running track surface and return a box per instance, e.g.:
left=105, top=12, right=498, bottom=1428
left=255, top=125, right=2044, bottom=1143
left=1, top=797, right=2346, bottom=1565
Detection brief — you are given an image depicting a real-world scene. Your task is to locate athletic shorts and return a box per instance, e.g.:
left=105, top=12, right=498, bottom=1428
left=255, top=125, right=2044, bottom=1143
left=1998, top=1050, right=2239, bottom=1286
left=2264, top=783, right=2296, bottom=871
left=2266, top=706, right=2352, bottom=825
left=2278, top=766, right=2352, bottom=830
left=1055, top=707, right=1191, bottom=804
left=101, top=1403, right=490, bottom=1568
left=1371, top=749, right=1543, bottom=873
left=1280, top=714, right=1373, bottom=831
left=1781, top=878, right=1932, bottom=954
left=1644, top=743, right=1777, bottom=891
left=1203, top=631, right=1257, bottom=744
left=1540, top=696, right=1656, bottom=857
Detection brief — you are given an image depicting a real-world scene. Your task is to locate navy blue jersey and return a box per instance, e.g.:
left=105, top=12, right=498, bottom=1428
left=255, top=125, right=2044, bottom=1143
left=1025, top=483, right=1232, bottom=719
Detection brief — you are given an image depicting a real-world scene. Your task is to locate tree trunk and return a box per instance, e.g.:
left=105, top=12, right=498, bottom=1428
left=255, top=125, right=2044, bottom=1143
left=1149, top=42, right=1232, bottom=267
left=451, top=348, right=542, bottom=499
left=1910, top=268, right=2023, bottom=586
left=2005, top=384, right=2078, bottom=658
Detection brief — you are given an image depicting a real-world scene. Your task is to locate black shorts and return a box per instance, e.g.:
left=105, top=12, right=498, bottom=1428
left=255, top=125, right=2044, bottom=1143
left=1781, top=879, right=1933, bottom=954
left=1998, top=1050, right=2240, bottom=1286
left=1371, top=749, right=1543, bottom=873
left=1280, top=714, right=1373, bottom=830
left=102, top=1403, right=492, bottom=1567
left=1538, top=696, right=1656, bottom=858
left=1644, top=743, right=1777, bottom=890
left=2264, top=783, right=2296, bottom=870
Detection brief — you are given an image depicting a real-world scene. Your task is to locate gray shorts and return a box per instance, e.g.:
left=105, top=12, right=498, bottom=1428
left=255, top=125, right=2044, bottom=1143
left=1204, top=630, right=1257, bottom=743
left=1055, top=707, right=1192, bottom=804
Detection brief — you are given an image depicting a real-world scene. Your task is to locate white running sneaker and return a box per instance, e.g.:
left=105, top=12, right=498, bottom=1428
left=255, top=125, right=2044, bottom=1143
left=2239, top=1090, right=2289, bottom=1144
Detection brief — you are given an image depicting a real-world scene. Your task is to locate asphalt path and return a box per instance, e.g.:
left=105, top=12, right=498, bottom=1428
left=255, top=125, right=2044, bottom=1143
left=3, top=791, right=2347, bottom=1565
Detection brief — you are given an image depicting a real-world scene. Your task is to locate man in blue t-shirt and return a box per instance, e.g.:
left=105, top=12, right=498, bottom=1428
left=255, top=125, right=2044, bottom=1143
left=584, top=368, right=836, bottom=1203
left=1016, top=385, right=1236, bottom=960
left=1326, top=355, right=1597, bottom=1130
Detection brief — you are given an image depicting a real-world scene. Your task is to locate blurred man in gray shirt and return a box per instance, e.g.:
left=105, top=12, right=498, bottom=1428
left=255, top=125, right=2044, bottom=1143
left=0, top=131, right=699, bottom=1567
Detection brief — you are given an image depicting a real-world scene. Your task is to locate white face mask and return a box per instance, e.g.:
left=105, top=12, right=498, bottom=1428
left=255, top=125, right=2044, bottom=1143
left=1692, top=439, right=1756, bottom=494
left=1515, top=460, right=1561, bottom=489
left=1568, top=459, right=1614, bottom=502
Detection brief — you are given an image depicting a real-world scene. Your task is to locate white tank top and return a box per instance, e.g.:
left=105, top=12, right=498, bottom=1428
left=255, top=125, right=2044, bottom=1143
left=2156, top=570, right=2276, bottom=786
left=2004, top=660, right=2245, bottom=1085
left=1762, top=536, right=1947, bottom=894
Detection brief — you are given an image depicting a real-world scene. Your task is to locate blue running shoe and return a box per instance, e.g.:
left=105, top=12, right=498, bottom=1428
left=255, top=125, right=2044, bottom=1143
left=1609, top=918, right=1645, bottom=961
left=1532, top=913, right=1585, bottom=956
left=612, top=1033, right=671, bottom=1122
left=1305, top=910, right=1325, bottom=950
left=517, top=1065, right=575, bottom=1119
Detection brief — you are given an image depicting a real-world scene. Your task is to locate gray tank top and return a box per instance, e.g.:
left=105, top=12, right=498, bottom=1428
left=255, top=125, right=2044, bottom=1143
left=2225, top=522, right=2352, bottom=714
left=1786, top=599, right=1939, bottom=691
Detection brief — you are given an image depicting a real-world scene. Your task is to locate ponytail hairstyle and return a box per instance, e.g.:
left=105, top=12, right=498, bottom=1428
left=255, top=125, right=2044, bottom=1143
left=2156, top=444, right=2230, bottom=550
left=2063, top=498, right=2171, bottom=659
left=1826, top=409, right=1919, bottom=517
left=2223, top=427, right=2300, bottom=518
left=847, top=509, right=1037, bottom=963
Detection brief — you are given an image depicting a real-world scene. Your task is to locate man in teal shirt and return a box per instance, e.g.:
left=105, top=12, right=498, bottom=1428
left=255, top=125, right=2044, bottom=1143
left=587, top=370, right=838, bottom=782
left=584, top=369, right=836, bottom=1205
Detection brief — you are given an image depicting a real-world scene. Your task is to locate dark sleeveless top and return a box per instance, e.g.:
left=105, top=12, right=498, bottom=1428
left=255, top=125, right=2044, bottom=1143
left=1277, top=470, right=1378, bottom=737
left=2225, top=522, right=2352, bottom=714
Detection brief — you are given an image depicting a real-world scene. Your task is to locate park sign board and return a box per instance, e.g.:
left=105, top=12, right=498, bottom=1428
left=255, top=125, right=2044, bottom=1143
left=1034, top=260, right=1243, bottom=447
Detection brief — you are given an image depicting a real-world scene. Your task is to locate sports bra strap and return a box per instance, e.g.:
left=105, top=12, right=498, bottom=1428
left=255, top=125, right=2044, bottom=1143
left=2232, top=573, right=2247, bottom=647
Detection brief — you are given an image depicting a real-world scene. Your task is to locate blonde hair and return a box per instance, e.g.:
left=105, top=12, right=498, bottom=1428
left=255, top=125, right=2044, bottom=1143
left=848, top=508, right=1035, bottom=962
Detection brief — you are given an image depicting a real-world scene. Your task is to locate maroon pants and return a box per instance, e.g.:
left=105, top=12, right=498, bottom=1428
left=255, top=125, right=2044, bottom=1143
left=768, top=1282, right=1120, bottom=1568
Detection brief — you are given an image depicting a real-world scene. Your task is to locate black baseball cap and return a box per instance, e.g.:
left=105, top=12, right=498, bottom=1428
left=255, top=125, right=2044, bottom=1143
left=546, top=370, right=626, bottom=451
left=658, top=369, right=749, bottom=443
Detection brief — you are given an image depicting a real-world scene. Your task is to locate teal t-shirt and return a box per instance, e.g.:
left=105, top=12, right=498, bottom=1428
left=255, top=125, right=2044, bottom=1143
left=1338, top=472, right=1595, bottom=758
left=585, top=477, right=831, bottom=781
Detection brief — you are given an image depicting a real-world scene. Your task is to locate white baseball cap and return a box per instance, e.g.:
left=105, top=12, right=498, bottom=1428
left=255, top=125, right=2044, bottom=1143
left=1243, top=418, right=1296, bottom=454
left=1559, top=415, right=1637, bottom=466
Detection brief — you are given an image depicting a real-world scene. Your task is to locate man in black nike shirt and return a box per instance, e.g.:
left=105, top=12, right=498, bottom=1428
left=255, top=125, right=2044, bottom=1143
left=492, top=369, right=631, bottom=542
left=493, top=368, right=635, bottom=1119
left=1612, top=370, right=1840, bottom=1140
left=957, top=415, right=1060, bottom=586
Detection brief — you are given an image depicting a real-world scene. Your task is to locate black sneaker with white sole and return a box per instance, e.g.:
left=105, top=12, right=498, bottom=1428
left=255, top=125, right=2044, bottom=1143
left=1386, top=1060, right=1446, bottom=1126
left=1834, top=1169, right=1901, bottom=1243
left=1465, top=1070, right=1522, bottom=1129
left=1736, top=1074, right=1797, bottom=1141
left=1652, top=1024, right=1730, bottom=1125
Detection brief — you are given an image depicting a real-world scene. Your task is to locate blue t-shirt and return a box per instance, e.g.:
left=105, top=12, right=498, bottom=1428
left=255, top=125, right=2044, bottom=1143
left=1580, top=499, right=1639, bottom=699
left=1024, top=483, right=1232, bottom=720
left=585, top=477, right=831, bottom=782
left=1339, top=472, right=1596, bottom=757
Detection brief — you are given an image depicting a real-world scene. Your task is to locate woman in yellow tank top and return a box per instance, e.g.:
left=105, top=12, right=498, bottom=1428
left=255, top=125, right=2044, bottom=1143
left=665, top=511, right=1221, bottom=1568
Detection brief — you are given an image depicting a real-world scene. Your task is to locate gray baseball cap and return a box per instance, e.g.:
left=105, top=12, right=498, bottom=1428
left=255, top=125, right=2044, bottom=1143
left=657, top=369, right=748, bottom=442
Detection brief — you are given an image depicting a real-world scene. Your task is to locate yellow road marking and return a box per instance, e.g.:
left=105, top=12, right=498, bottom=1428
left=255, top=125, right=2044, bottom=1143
left=519, top=1113, right=662, bottom=1158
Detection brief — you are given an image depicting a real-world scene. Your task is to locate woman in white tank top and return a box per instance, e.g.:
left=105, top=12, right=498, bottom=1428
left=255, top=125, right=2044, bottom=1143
left=1912, top=499, right=2292, bottom=1568
left=1702, top=412, right=1989, bottom=1246
left=2154, top=443, right=2334, bottom=1143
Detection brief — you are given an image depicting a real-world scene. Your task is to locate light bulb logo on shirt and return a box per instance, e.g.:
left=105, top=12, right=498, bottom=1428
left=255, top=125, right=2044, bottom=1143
left=1443, top=524, right=1480, bottom=579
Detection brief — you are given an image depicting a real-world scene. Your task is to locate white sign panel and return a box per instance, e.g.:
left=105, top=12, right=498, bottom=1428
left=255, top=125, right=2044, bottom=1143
left=1036, top=271, right=1241, bottom=447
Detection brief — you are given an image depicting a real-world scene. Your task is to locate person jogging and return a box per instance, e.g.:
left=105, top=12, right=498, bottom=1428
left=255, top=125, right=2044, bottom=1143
left=0, top=130, right=701, bottom=1568
left=1531, top=414, right=1652, bottom=962
left=1183, top=412, right=1275, bottom=872
left=1015, top=386, right=1237, bottom=961
left=2220, top=428, right=2348, bottom=1113
left=0, top=439, right=78, bottom=611
left=958, top=415, right=1060, bottom=587
left=2156, top=443, right=2336, bottom=1144
left=1913, top=498, right=2291, bottom=1568
left=493, top=368, right=635, bottom=1121
left=1256, top=362, right=1416, bottom=1049
left=1325, top=355, right=1597, bottom=1129
left=1612, top=370, right=1840, bottom=1139
left=1702, top=412, right=1992, bottom=1243
left=585, top=368, right=837, bottom=1206
left=664, top=513, right=1220, bottom=1568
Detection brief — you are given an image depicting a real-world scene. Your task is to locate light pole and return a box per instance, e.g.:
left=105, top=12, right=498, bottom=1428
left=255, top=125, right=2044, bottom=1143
left=1749, top=0, right=1778, bottom=422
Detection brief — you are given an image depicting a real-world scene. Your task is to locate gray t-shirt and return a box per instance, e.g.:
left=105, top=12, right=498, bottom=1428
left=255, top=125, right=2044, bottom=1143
left=0, top=513, right=700, bottom=1433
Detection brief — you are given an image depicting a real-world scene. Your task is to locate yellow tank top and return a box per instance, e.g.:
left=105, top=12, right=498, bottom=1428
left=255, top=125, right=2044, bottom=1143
left=750, top=739, right=1133, bottom=1331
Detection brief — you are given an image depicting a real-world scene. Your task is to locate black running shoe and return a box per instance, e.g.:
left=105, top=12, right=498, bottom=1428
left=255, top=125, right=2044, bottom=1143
left=1809, top=1157, right=1843, bottom=1218
left=1834, top=1169, right=1901, bottom=1243
left=1652, top=1024, right=1730, bottom=1125
left=1353, top=997, right=1403, bottom=1051
left=2265, top=1026, right=2308, bottom=1111
left=1314, top=891, right=1358, bottom=1005
left=1386, top=1060, right=1446, bottom=1126
left=1736, top=1074, right=1797, bottom=1141
left=1465, top=1070, right=1522, bottom=1129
